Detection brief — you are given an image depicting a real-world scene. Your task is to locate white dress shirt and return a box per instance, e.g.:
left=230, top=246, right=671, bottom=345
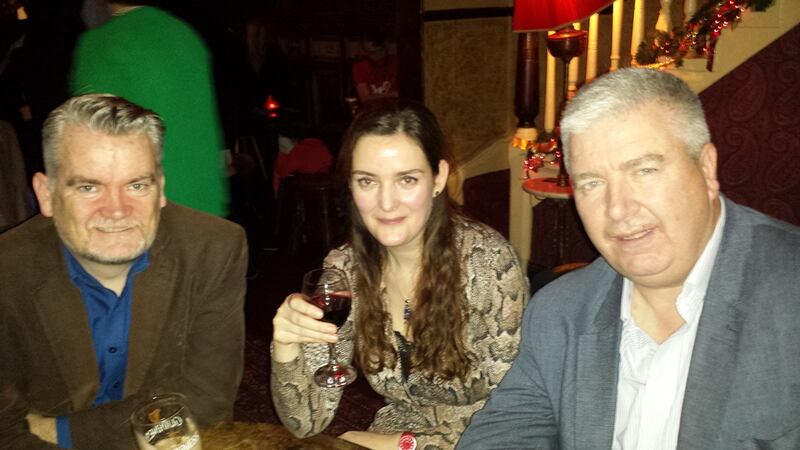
left=612, top=201, right=726, bottom=450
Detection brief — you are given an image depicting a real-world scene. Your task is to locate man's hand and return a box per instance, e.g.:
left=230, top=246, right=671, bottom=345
left=25, top=413, right=57, bottom=444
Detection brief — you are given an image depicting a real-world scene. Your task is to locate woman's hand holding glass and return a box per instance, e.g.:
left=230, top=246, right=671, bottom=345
left=274, top=268, right=356, bottom=387
left=271, top=293, right=339, bottom=363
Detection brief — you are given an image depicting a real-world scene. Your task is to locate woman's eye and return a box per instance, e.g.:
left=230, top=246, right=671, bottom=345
left=356, top=177, right=374, bottom=188
left=400, top=176, right=418, bottom=185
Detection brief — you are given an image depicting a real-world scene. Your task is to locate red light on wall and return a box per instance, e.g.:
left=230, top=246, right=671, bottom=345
left=264, top=95, right=280, bottom=111
left=264, top=95, right=280, bottom=118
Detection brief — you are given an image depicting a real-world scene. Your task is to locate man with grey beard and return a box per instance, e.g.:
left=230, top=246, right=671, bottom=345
left=0, top=94, right=247, bottom=449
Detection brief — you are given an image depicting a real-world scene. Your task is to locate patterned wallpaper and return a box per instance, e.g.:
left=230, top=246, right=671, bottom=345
left=423, top=17, right=516, bottom=166
left=700, top=24, right=800, bottom=226
left=462, top=169, right=509, bottom=238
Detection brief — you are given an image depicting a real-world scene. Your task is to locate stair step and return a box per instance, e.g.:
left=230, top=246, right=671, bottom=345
left=668, top=0, right=799, bottom=93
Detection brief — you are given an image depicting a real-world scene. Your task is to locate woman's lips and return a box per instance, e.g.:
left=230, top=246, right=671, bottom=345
left=377, top=217, right=404, bottom=225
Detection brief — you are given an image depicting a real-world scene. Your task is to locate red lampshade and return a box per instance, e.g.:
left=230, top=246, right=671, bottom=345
left=513, top=0, right=613, bottom=31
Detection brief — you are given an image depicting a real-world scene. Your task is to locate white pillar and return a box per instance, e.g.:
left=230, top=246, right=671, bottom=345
left=544, top=30, right=557, bottom=134
left=568, top=22, right=581, bottom=99
left=611, top=0, right=623, bottom=70
left=586, top=14, right=599, bottom=82
left=685, top=0, right=698, bottom=20
left=631, top=0, right=645, bottom=62
left=655, top=0, right=673, bottom=32
left=508, top=132, right=534, bottom=267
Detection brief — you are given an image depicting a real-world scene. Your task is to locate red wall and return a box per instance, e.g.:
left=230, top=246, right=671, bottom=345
left=700, top=24, right=800, bottom=226
left=462, top=169, right=510, bottom=238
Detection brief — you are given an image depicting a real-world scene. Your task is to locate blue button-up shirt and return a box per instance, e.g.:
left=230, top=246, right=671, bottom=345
left=56, top=246, right=149, bottom=448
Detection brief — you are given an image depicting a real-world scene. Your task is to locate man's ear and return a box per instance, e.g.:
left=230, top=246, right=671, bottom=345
left=159, top=175, right=167, bottom=208
left=32, top=172, right=54, bottom=217
left=699, top=143, right=720, bottom=202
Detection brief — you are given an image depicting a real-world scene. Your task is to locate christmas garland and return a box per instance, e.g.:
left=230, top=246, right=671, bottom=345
left=635, top=0, right=774, bottom=71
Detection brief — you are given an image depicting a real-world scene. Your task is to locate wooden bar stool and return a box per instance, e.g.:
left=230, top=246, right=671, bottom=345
left=277, top=172, right=340, bottom=258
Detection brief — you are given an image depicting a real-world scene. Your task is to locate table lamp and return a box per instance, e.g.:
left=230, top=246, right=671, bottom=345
left=512, top=0, right=612, bottom=186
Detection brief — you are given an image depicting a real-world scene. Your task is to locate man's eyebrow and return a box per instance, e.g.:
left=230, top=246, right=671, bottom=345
left=571, top=154, right=665, bottom=182
left=620, top=153, right=664, bottom=170
left=129, top=174, right=157, bottom=184
left=65, top=176, right=101, bottom=187
left=572, top=171, right=601, bottom=182
left=64, top=174, right=156, bottom=187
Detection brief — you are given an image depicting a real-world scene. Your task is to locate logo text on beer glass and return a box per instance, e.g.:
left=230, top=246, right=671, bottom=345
left=144, top=416, right=184, bottom=442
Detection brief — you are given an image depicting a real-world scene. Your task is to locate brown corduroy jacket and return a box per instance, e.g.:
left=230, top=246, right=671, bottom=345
left=0, top=203, right=247, bottom=449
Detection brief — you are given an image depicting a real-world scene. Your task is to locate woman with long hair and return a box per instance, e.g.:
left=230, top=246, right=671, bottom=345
left=271, top=99, right=528, bottom=449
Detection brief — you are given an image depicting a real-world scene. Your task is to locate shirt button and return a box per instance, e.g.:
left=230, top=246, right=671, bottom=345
left=108, top=347, right=117, bottom=354
left=113, top=381, right=121, bottom=389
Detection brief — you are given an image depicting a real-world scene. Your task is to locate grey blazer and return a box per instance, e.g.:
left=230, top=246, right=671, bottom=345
left=458, top=197, right=800, bottom=449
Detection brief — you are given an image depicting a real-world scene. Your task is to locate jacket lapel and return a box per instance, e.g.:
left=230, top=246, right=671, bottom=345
left=32, top=258, right=99, bottom=409
left=124, top=234, right=178, bottom=396
left=677, top=200, right=745, bottom=447
left=575, top=277, right=623, bottom=449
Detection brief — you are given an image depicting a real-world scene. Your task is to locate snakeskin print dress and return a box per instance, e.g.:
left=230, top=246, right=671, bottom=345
left=271, top=219, right=529, bottom=449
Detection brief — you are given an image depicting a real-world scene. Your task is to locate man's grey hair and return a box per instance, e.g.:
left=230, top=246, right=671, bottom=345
left=42, top=94, right=165, bottom=182
left=560, top=68, right=710, bottom=169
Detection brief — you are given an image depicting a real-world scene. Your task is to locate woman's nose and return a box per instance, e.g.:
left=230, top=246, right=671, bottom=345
left=378, top=184, right=397, bottom=211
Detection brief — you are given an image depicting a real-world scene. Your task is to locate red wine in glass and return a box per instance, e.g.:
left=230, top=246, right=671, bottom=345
left=302, top=268, right=357, bottom=388
left=309, top=293, right=352, bottom=327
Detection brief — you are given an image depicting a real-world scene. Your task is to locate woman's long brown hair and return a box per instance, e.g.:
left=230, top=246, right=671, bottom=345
left=336, top=99, right=470, bottom=380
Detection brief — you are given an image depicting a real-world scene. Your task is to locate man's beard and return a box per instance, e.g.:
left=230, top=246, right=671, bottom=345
left=70, top=240, right=150, bottom=265
left=59, top=229, right=155, bottom=265
left=56, top=212, right=160, bottom=266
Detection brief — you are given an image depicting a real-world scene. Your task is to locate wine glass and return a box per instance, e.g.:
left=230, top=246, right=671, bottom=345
left=302, top=267, right=357, bottom=388
left=130, top=393, right=202, bottom=450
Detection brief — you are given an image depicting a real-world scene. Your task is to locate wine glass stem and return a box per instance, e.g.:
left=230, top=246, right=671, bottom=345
left=327, top=343, right=338, bottom=367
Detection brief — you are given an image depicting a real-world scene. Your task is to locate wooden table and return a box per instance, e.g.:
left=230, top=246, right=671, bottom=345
left=202, top=422, right=368, bottom=449
left=522, top=174, right=598, bottom=278
left=522, top=176, right=573, bottom=200
left=523, top=177, right=574, bottom=265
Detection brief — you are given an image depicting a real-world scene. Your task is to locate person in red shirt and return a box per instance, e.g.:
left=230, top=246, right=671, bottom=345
left=352, top=30, right=398, bottom=104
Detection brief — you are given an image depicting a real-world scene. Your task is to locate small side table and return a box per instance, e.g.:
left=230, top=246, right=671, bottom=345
left=523, top=177, right=573, bottom=199
left=523, top=177, right=574, bottom=266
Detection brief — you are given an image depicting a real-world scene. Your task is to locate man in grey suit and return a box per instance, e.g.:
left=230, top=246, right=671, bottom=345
left=459, top=68, right=800, bottom=449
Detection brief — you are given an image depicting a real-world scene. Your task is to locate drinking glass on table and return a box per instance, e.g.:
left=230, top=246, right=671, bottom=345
left=131, top=393, right=202, bottom=450
left=302, top=267, right=357, bottom=388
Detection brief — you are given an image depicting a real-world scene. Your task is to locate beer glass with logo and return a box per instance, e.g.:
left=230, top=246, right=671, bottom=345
left=131, top=393, right=202, bottom=450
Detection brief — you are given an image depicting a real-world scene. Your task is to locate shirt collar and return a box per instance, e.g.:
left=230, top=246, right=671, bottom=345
left=621, top=199, right=726, bottom=324
left=63, top=245, right=150, bottom=291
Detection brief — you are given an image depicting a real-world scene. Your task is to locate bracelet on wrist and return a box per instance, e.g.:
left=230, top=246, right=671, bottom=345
left=398, top=431, right=416, bottom=450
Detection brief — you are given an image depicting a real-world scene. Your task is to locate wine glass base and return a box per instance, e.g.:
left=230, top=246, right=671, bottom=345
left=314, top=364, right=357, bottom=388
